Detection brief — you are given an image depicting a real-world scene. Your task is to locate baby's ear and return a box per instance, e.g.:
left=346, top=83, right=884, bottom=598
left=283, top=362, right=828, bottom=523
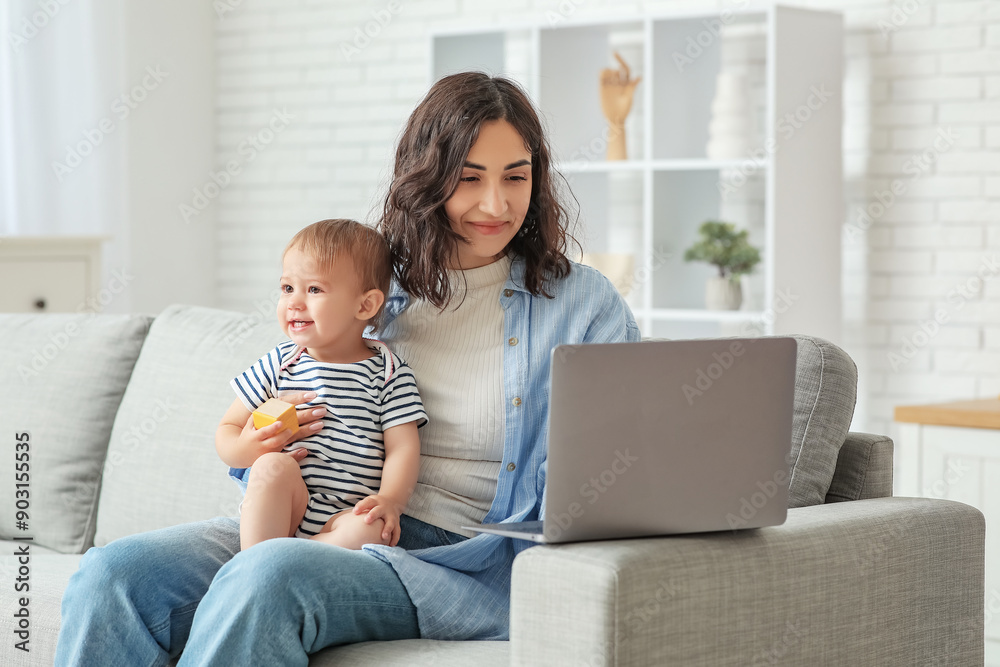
left=357, top=288, right=386, bottom=321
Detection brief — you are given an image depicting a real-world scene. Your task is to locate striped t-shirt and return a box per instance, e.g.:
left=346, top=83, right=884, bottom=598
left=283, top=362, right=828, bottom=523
left=228, top=339, right=427, bottom=537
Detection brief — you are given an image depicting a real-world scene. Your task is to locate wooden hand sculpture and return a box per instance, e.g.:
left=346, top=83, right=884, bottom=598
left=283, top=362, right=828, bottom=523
left=599, top=51, right=641, bottom=161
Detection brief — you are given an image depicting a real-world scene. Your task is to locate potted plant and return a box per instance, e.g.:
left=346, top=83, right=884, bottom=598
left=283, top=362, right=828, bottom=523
left=683, top=220, right=761, bottom=310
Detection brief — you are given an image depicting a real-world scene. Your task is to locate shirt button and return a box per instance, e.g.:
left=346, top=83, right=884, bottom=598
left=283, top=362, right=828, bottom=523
left=512, top=397, right=522, bottom=407
left=507, top=462, right=516, bottom=472
left=503, top=289, right=514, bottom=297
left=508, top=337, right=518, bottom=346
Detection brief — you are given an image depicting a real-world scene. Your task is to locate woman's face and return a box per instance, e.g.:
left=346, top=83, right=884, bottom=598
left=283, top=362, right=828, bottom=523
left=444, top=119, right=532, bottom=270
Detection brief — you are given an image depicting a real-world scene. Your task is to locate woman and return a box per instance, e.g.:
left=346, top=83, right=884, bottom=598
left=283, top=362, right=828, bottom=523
left=55, top=72, right=639, bottom=665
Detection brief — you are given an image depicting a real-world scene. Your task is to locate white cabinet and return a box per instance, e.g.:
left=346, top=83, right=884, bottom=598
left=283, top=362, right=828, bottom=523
left=0, top=237, right=105, bottom=312
left=895, top=399, right=1000, bottom=664
left=431, top=6, right=843, bottom=342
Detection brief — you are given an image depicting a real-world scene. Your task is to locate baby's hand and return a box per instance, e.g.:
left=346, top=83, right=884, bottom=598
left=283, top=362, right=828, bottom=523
left=353, top=495, right=403, bottom=546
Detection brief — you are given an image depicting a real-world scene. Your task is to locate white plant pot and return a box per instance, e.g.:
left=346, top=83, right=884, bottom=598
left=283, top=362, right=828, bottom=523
left=705, top=277, right=742, bottom=310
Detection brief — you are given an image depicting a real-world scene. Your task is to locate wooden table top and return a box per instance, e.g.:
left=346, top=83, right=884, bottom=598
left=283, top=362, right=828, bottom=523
left=894, top=397, right=1000, bottom=430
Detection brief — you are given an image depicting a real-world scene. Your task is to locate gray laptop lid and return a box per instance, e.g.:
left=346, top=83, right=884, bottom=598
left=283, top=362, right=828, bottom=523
left=541, top=337, right=796, bottom=543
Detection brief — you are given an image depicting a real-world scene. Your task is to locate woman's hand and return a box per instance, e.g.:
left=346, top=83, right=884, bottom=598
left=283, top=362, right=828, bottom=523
left=221, top=391, right=324, bottom=466
left=353, top=495, right=403, bottom=546
left=277, top=390, right=327, bottom=452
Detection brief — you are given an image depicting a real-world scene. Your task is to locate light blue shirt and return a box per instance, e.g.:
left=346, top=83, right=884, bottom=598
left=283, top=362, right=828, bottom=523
left=362, top=256, right=641, bottom=640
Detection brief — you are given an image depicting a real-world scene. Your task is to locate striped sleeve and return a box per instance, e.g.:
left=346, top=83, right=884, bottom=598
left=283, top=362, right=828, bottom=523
left=380, top=356, right=427, bottom=430
left=230, top=345, right=285, bottom=411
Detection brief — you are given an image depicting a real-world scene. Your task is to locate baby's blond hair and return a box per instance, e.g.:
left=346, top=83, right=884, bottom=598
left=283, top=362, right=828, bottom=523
left=284, top=219, right=392, bottom=331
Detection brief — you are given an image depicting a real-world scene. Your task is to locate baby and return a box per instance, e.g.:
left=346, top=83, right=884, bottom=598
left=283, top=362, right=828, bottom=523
left=215, top=219, right=426, bottom=551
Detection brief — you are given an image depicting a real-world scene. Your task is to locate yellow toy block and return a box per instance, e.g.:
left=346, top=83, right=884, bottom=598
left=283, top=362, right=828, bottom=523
left=252, top=398, right=299, bottom=435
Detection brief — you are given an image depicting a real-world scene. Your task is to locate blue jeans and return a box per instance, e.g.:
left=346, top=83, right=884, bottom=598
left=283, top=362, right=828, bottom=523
left=55, top=514, right=466, bottom=666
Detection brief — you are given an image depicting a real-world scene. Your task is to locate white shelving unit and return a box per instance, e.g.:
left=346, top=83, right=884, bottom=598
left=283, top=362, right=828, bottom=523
left=431, top=5, right=843, bottom=343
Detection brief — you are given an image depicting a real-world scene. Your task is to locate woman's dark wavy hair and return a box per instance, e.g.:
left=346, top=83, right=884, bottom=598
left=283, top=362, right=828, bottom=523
left=379, top=71, right=577, bottom=308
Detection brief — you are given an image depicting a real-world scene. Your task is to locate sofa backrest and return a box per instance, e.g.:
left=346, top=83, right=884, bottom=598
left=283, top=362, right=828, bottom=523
left=93, top=304, right=285, bottom=547
left=0, top=304, right=862, bottom=553
left=787, top=335, right=858, bottom=507
left=0, top=313, right=152, bottom=554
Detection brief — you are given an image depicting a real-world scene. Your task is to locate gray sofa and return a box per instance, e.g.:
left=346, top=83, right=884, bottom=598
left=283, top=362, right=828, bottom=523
left=0, top=305, right=985, bottom=666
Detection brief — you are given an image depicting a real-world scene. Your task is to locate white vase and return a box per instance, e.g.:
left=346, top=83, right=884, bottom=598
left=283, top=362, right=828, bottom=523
left=706, top=72, right=750, bottom=160
left=705, top=277, right=742, bottom=310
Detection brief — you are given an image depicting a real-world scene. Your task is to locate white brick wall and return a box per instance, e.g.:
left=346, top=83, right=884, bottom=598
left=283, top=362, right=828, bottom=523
left=212, top=0, right=1000, bottom=437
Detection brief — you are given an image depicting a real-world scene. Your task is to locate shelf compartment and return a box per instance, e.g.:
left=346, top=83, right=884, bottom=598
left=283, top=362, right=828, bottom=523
left=650, top=169, right=765, bottom=312
left=564, top=170, right=645, bottom=310
left=651, top=12, right=767, bottom=161
left=539, top=21, right=645, bottom=163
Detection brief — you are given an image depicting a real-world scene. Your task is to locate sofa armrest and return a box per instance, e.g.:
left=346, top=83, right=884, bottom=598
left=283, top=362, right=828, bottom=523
left=510, top=498, right=983, bottom=666
left=825, top=431, right=894, bottom=503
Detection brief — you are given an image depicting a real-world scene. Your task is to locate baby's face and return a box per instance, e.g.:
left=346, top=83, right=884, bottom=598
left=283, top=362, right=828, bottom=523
left=277, top=248, right=366, bottom=359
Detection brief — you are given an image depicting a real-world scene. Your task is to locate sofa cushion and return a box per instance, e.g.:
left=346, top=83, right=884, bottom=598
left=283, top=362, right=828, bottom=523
left=94, top=305, right=286, bottom=546
left=788, top=336, right=858, bottom=507
left=0, top=314, right=151, bottom=554
left=0, top=553, right=82, bottom=666
left=825, top=432, right=894, bottom=503
left=313, top=639, right=509, bottom=666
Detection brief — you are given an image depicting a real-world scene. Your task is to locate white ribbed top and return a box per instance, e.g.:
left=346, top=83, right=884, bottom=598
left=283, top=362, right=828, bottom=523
left=392, top=256, right=510, bottom=537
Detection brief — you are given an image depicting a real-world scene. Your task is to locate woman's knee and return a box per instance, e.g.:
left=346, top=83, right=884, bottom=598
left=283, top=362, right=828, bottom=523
left=68, top=518, right=240, bottom=601
left=69, top=544, right=120, bottom=593
left=215, top=538, right=362, bottom=603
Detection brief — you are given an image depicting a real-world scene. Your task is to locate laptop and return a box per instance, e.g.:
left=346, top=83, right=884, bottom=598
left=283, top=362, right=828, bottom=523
left=466, top=337, right=797, bottom=543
